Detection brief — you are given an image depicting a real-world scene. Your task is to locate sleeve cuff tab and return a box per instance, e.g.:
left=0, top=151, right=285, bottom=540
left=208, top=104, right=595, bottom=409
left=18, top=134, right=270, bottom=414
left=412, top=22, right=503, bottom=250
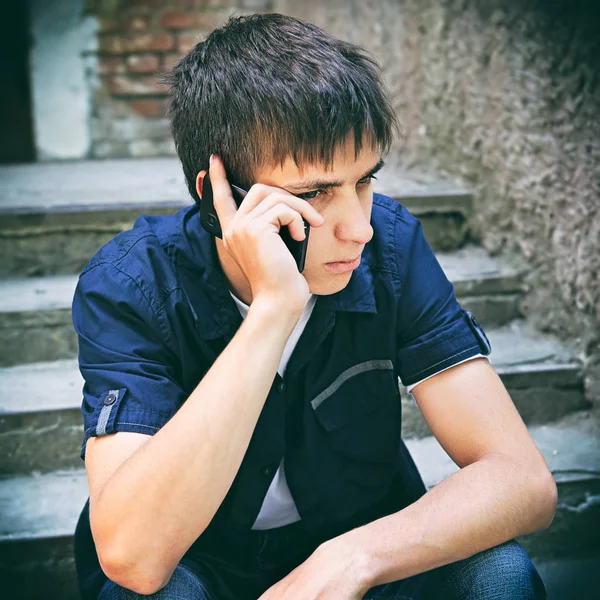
left=464, top=310, right=492, bottom=355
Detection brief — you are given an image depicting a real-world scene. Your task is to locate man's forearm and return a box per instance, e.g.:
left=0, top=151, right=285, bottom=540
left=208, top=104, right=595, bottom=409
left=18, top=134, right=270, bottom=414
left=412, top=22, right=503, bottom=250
left=93, top=297, right=302, bottom=591
left=327, top=453, right=557, bottom=591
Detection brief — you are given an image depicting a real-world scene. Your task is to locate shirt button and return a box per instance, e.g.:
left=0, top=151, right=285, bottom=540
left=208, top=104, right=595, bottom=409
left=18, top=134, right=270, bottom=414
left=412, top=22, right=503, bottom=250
left=277, top=381, right=285, bottom=393
left=261, top=466, right=274, bottom=477
left=104, top=393, right=117, bottom=406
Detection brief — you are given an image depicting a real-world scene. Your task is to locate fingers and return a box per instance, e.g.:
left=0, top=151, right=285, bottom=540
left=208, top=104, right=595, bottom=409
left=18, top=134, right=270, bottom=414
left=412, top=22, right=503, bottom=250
left=260, top=204, right=308, bottom=241
left=208, top=155, right=237, bottom=228
left=221, top=203, right=306, bottom=257
left=248, top=190, right=324, bottom=229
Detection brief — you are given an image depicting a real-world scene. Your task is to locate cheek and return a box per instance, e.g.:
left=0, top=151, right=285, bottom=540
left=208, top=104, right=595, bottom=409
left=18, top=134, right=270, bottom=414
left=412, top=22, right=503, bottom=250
left=362, top=194, right=374, bottom=220
left=304, top=219, right=332, bottom=268
left=305, top=211, right=336, bottom=271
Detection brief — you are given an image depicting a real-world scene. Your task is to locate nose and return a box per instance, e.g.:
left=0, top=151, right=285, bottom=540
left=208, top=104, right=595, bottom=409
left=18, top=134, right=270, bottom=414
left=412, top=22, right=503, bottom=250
left=333, top=192, right=373, bottom=246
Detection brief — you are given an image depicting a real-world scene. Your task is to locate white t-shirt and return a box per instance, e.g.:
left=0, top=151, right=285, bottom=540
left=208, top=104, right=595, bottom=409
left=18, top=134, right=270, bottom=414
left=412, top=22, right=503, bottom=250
left=230, top=291, right=316, bottom=529
left=229, top=291, right=488, bottom=530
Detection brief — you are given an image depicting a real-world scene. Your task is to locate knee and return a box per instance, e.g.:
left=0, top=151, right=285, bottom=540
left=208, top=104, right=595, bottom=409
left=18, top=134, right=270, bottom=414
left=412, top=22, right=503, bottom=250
left=443, top=540, right=547, bottom=600
left=99, top=564, right=211, bottom=599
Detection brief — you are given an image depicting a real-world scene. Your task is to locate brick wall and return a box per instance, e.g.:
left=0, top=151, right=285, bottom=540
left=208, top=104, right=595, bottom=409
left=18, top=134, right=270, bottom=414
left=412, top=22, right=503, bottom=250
left=89, top=0, right=273, bottom=158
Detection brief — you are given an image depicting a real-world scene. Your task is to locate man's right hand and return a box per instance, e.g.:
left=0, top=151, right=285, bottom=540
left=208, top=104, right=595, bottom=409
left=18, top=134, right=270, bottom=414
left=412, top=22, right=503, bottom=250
left=209, top=154, right=325, bottom=310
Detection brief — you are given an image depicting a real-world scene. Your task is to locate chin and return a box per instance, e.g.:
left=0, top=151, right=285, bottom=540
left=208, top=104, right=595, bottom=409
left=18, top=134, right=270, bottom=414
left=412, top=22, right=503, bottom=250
left=307, top=272, right=352, bottom=296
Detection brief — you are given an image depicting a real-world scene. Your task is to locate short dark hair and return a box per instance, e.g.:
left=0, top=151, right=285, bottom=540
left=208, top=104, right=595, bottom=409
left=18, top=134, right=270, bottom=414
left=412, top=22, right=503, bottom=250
left=164, top=13, right=400, bottom=204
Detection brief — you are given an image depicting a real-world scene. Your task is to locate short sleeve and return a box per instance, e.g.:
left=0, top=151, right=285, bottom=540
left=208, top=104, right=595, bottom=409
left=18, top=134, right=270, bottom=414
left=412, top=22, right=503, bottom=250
left=72, top=264, right=187, bottom=460
left=395, top=216, right=492, bottom=388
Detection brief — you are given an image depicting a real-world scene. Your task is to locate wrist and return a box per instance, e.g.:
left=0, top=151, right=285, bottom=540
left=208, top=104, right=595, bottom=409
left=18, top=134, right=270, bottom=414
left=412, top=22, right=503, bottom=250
left=319, top=533, right=375, bottom=595
left=251, top=292, right=307, bottom=319
left=247, top=294, right=305, bottom=330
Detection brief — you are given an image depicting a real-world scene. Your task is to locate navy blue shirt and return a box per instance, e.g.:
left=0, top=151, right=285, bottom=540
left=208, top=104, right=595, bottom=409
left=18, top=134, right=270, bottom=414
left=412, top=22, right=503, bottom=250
left=72, top=193, right=491, bottom=593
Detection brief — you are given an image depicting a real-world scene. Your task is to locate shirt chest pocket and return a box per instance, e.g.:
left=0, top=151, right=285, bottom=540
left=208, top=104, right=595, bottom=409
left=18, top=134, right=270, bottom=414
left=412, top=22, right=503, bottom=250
left=310, top=359, right=401, bottom=471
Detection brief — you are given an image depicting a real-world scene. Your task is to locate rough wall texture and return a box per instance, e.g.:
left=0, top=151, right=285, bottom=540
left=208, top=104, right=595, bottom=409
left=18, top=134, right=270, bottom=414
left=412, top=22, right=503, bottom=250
left=275, top=0, right=600, bottom=405
left=85, top=0, right=273, bottom=158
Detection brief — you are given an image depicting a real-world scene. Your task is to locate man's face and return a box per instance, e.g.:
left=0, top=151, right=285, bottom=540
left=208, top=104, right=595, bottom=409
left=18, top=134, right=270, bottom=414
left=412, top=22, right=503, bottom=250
left=255, top=137, right=381, bottom=296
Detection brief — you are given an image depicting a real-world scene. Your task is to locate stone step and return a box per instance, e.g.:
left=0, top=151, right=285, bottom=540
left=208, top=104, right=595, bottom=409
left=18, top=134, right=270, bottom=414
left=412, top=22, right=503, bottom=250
left=1, top=320, right=587, bottom=475
left=0, top=276, right=78, bottom=368
left=436, top=246, right=528, bottom=327
left=0, top=246, right=525, bottom=367
left=1, top=410, right=598, bottom=600
left=374, top=167, right=474, bottom=252
left=533, top=552, right=600, bottom=599
left=0, top=360, right=83, bottom=475
left=0, top=469, right=86, bottom=600
left=0, top=159, right=473, bottom=277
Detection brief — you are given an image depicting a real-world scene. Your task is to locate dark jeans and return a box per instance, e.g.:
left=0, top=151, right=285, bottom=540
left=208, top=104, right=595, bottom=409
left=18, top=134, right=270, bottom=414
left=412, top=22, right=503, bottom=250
left=97, top=538, right=546, bottom=600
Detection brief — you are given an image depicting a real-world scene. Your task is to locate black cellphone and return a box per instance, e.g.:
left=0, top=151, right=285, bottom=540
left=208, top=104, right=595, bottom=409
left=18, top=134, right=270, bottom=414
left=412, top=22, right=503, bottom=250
left=200, top=171, right=310, bottom=273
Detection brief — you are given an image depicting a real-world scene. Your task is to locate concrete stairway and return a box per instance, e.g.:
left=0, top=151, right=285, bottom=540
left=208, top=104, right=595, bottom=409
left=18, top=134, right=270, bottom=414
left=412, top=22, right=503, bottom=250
left=1, top=158, right=599, bottom=599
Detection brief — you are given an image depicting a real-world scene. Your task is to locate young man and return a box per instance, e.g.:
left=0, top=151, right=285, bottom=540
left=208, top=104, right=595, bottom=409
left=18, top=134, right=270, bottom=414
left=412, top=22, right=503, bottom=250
left=73, top=13, right=555, bottom=600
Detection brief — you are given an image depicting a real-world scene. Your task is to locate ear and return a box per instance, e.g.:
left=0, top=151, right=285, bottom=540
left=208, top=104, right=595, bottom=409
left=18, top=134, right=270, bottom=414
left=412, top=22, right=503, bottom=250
left=195, top=170, right=207, bottom=199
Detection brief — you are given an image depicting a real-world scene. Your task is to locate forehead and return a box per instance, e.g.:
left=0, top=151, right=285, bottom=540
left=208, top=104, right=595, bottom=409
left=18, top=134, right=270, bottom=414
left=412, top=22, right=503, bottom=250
left=257, top=134, right=381, bottom=182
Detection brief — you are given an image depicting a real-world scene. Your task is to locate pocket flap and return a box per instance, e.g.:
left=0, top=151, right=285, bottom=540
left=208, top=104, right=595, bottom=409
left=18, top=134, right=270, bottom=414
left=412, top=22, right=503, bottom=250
left=311, top=360, right=395, bottom=432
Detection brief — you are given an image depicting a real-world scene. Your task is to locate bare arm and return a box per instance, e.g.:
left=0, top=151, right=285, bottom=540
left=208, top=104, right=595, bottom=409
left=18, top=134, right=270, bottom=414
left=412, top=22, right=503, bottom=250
left=324, top=358, right=557, bottom=592
left=86, top=155, right=325, bottom=594
left=89, top=298, right=303, bottom=594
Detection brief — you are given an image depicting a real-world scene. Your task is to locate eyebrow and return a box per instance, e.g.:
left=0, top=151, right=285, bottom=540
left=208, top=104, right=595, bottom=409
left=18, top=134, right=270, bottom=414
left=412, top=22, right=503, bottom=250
left=284, top=158, right=385, bottom=192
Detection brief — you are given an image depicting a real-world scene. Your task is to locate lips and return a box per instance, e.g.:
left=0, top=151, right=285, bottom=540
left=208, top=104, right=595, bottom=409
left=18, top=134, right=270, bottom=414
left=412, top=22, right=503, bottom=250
left=327, top=256, right=360, bottom=264
left=328, top=254, right=360, bottom=264
left=324, top=255, right=361, bottom=274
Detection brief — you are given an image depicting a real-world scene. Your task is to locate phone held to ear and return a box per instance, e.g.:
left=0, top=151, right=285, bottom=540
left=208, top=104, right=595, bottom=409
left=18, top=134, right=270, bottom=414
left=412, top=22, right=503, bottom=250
left=200, top=171, right=310, bottom=273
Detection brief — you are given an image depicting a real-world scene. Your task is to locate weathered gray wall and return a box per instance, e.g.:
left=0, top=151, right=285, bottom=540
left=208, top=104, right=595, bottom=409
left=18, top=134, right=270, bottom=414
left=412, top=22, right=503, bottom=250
left=276, top=0, right=600, bottom=404
left=30, top=0, right=97, bottom=159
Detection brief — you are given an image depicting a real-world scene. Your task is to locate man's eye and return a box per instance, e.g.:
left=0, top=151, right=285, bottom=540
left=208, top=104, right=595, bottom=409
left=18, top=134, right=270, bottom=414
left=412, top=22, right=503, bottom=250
left=358, top=175, right=376, bottom=185
left=297, top=189, right=322, bottom=200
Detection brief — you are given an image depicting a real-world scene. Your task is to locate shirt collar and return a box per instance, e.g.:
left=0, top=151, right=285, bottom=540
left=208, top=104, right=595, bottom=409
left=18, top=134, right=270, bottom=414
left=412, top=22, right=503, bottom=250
left=331, top=247, right=376, bottom=314
left=180, top=205, right=377, bottom=340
